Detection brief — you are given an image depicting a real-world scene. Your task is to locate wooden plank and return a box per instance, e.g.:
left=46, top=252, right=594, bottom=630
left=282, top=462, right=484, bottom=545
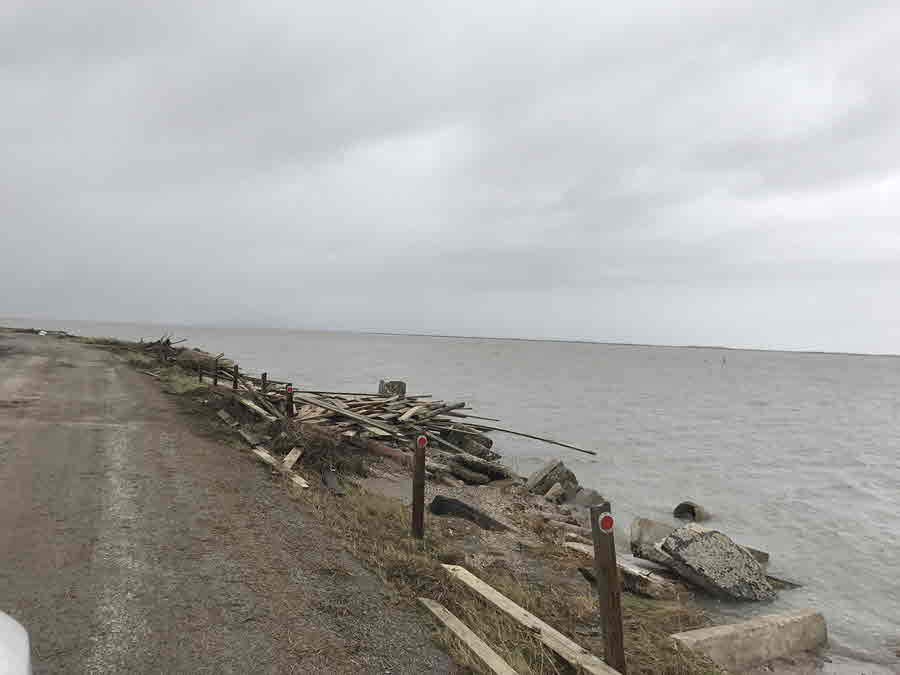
left=282, top=447, right=303, bottom=470
left=250, top=446, right=278, bottom=467
left=238, top=397, right=277, bottom=422
left=441, top=565, right=619, bottom=675
left=216, top=409, right=238, bottom=427
left=292, top=392, right=405, bottom=438
left=238, top=429, right=262, bottom=447
left=239, top=376, right=284, bottom=420
left=418, top=598, right=517, bottom=675
left=247, top=445, right=308, bottom=487
left=465, top=423, right=596, bottom=456
left=289, top=473, right=309, bottom=489
left=398, top=405, right=424, bottom=422
left=564, top=543, right=690, bottom=601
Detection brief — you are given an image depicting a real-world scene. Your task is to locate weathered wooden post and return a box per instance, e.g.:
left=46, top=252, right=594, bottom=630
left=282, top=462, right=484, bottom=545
left=232, top=364, right=239, bottom=391
left=412, top=435, right=427, bottom=539
left=285, top=384, right=295, bottom=418
left=590, top=502, right=626, bottom=673
left=261, top=372, right=268, bottom=392
left=197, top=363, right=203, bottom=383
left=212, top=357, right=219, bottom=386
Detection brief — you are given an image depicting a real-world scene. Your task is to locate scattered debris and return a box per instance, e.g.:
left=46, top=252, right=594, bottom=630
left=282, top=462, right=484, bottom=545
left=524, top=459, right=578, bottom=496
left=571, top=547, right=692, bottom=602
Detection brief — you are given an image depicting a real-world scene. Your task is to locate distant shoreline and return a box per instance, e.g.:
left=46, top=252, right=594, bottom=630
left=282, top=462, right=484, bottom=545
left=3, top=316, right=897, bottom=359
left=363, top=330, right=900, bottom=359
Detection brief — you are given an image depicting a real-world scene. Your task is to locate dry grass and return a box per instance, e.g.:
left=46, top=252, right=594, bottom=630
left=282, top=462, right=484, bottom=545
left=103, top=338, right=721, bottom=675
left=293, top=484, right=722, bottom=675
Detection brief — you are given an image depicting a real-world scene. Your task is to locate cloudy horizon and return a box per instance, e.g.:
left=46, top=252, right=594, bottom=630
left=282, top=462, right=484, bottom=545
left=3, top=1, right=900, bottom=353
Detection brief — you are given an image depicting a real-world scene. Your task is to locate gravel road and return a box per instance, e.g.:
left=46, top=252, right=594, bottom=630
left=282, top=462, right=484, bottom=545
left=0, top=332, right=455, bottom=674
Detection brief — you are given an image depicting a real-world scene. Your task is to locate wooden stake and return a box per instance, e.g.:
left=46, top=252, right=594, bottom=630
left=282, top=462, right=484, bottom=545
left=233, top=364, right=239, bottom=391
left=213, top=357, right=219, bottom=386
left=412, top=440, right=426, bottom=539
left=590, top=502, right=626, bottom=674
left=261, top=372, right=267, bottom=391
left=198, top=364, right=203, bottom=383
left=286, top=384, right=295, bottom=418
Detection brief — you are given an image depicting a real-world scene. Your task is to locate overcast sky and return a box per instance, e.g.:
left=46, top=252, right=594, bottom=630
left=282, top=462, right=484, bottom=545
left=3, top=1, right=900, bottom=352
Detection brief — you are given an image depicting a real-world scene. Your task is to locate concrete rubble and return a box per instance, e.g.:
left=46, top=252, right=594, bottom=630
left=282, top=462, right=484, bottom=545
left=671, top=609, right=827, bottom=672
left=524, top=459, right=578, bottom=496
left=661, top=524, right=776, bottom=601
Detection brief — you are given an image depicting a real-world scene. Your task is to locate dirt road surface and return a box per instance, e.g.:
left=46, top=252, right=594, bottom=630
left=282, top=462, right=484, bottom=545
left=0, top=332, right=455, bottom=674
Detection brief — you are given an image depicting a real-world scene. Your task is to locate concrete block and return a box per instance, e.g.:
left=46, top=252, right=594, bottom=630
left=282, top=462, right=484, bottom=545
left=671, top=609, right=827, bottom=672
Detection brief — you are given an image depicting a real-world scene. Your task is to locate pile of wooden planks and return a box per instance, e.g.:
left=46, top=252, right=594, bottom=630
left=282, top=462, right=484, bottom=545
left=288, top=392, right=498, bottom=456
left=146, top=336, right=597, bottom=472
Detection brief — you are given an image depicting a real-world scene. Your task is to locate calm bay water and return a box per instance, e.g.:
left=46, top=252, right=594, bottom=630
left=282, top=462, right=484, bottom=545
left=6, top=318, right=900, bottom=667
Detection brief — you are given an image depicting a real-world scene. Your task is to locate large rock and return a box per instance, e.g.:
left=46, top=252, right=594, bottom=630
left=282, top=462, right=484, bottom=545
left=661, top=524, right=775, bottom=601
left=524, top=459, right=578, bottom=496
left=430, top=496, right=509, bottom=531
left=631, top=517, right=770, bottom=567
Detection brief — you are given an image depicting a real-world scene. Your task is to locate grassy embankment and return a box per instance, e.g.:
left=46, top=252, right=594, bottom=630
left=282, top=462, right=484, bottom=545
left=83, top=335, right=721, bottom=675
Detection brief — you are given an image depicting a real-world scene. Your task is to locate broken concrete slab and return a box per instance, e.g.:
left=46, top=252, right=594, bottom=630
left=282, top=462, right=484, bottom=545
left=671, top=609, right=826, bottom=672
left=524, top=459, right=577, bottom=496
left=662, top=524, right=775, bottom=601
left=631, top=517, right=771, bottom=567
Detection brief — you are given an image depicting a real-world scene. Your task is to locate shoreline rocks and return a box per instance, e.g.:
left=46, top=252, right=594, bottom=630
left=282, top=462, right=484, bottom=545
left=661, top=524, right=775, bottom=601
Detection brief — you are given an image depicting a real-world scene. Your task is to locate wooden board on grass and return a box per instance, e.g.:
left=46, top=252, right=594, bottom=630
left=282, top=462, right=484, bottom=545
left=418, top=598, right=517, bottom=675
left=441, top=564, right=619, bottom=675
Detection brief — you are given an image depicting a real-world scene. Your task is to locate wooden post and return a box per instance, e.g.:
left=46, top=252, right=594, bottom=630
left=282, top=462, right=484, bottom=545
left=412, top=436, right=427, bottom=539
left=198, top=364, right=203, bottom=383
left=286, top=384, right=294, bottom=418
left=212, top=357, right=219, bottom=387
left=261, top=372, right=268, bottom=392
left=232, top=364, right=239, bottom=390
left=590, top=502, right=626, bottom=673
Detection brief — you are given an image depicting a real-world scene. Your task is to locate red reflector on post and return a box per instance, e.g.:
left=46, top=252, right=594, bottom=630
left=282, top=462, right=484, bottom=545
left=416, top=435, right=428, bottom=449
left=599, top=513, right=614, bottom=533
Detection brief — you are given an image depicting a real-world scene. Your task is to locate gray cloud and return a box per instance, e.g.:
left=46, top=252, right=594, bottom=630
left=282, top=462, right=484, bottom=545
left=2, top=0, right=900, bottom=351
